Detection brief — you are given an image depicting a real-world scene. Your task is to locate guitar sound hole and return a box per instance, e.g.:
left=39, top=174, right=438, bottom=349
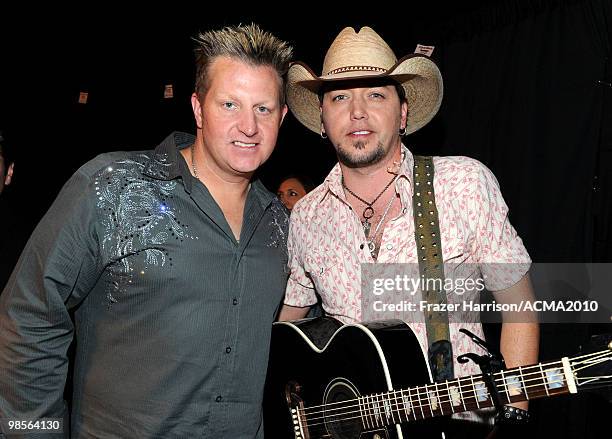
left=323, top=378, right=363, bottom=439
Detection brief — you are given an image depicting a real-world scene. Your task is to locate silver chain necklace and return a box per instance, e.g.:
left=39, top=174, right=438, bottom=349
left=342, top=149, right=406, bottom=258
left=191, top=144, right=199, bottom=179
left=366, top=192, right=397, bottom=258
left=342, top=173, right=397, bottom=237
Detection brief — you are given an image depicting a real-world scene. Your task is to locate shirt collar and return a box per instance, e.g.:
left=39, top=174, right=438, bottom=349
left=318, top=143, right=414, bottom=203
left=250, top=178, right=277, bottom=209
left=142, top=131, right=195, bottom=191
left=397, top=143, right=414, bottom=181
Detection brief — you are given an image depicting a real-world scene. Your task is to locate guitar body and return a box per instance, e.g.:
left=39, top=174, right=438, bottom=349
left=264, top=317, right=443, bottom=439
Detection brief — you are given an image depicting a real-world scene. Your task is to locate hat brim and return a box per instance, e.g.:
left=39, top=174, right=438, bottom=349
left=287, top=54, right=443, bottom=135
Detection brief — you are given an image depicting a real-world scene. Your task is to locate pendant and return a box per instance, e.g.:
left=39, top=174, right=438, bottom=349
left=367, top=240, right=376, bottom=253
left=362, top=220, right=371, bottom=238
left=363, top=206, right=375, bottom=219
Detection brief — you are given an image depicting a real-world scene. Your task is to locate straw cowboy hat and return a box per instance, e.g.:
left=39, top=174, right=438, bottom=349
left=287, top=26, right=443, bottom=135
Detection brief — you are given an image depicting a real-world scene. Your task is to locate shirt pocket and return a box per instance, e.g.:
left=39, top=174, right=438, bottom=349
left=306, top=251, right=342, bottom=280
left=305, top=252, right=355, bottom=312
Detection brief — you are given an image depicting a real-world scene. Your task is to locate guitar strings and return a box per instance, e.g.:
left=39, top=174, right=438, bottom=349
left=572, top=355, right=612, bottom=373
left=303, top=367, right=612, bottom=426
left=299, top=350, right=608, bottom=416
left=303, top=378, right=612, bottom=430
left=302, top=373, right=612, bottom=429
left=301, top=372, right=568, bottom=426
left=300, top=361, right=564, bottom=415
left=297, top=350, right=611, bottom=425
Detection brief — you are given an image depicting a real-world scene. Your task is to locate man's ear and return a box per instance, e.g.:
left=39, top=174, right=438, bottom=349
left=280, top=104, right=288, bottom=125
left=319, top=105, right=327, bottom=137
left=191, top=93, right=203, bottom=129
left=5, top=162, right=13, bottom=186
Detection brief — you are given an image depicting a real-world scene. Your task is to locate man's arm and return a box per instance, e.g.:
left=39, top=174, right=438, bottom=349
left=280, top=203, right=319, bottom=320
left=466, top=161, right=539, bottom=412
left=0, top=168, right=99, bottom=433
left=493, top=273, right=540, bottom=411
left=278, top=304, right=311, bottom=321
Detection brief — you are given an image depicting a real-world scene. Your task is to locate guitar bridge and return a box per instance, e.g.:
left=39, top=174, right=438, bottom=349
left=286, top=381, right=309, bottom=439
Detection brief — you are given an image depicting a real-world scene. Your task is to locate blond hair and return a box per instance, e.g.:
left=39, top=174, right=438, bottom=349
left=193, top=23, right=293, bottom=104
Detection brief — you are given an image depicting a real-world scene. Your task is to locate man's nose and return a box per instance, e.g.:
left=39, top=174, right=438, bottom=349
left=238, top=111, right=258, bottom=137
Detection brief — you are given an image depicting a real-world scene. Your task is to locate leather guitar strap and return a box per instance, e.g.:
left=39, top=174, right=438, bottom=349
left=413, top=155, right=454, bottom=381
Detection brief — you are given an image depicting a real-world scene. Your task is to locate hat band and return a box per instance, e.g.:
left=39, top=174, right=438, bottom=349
left=324, top=65, right=387, bottom=76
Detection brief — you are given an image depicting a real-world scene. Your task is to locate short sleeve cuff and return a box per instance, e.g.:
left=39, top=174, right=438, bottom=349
left=482, top=261, right=531, bottom=291
left=284, top=277, right=317, bottom=307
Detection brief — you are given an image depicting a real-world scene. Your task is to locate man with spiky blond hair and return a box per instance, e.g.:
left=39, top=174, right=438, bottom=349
left=0, top=24, right=292, bottom=438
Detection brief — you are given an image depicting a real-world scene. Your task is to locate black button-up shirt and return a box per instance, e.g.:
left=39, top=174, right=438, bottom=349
left=0, top=132, right=289, bottom=438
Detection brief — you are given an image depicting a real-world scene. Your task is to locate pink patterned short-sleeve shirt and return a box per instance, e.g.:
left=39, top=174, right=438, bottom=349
left=284, top=146, right=531, bottom=381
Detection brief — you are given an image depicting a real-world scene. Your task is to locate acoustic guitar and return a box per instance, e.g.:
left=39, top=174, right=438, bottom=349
left=263, top=317, right=612, bottom=438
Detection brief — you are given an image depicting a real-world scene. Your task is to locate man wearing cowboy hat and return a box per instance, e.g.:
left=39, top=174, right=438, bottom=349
left=279, top=26, right=539, bottom=436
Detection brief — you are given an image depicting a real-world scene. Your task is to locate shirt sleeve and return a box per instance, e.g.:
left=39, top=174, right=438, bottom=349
left=469, top=161, right=531, bottom=291
left=283, top=210, right=317, bottom=307
left=0, top=167, right=101, bottom=434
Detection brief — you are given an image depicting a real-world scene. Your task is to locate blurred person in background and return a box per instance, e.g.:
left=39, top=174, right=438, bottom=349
left=276, top=174, right=315, bottom=211
left=0, top=131, right=14, bottom=196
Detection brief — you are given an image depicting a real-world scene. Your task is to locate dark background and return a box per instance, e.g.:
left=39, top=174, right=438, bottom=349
left=1, top=0, right=611, bottom=437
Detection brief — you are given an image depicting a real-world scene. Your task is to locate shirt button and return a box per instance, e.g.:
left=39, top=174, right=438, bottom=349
left=225, top=346, right=232, bottom=353
left=215, top=395, right=223, bottom=402
left=232, top=298, right=238, bottom=305
left=386, top=244, right=394, bottom=250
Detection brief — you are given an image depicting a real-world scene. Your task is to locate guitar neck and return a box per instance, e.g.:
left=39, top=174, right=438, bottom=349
left=360, top=356, right=578, bottom=427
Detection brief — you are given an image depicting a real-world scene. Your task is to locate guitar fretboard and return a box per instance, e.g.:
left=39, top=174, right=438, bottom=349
left=296, top=348, right=612, bottom=432
left=356, top=359, right=570, bottom=429
left=301, top=356, right=588, bottom=431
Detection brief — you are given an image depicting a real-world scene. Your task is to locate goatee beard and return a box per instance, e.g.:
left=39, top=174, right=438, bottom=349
left=336, top=141, right=386, bottom=168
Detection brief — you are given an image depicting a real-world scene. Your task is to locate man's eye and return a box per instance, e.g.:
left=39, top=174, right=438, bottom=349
left=223, top=102, right=237, bottom=109
left=289, top=190, right=298, bottom=197
left=332, top=94, right=347, bottom=102
left=257, top=106, right=271, bottom=114
left=370, top=92, right=384, bottom=99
